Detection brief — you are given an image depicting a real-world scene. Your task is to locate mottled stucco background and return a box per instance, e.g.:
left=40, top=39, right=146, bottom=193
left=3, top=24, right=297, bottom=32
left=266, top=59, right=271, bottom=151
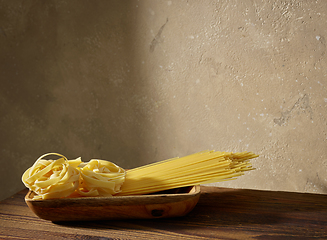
left=1, top=0, right=327, bottom=200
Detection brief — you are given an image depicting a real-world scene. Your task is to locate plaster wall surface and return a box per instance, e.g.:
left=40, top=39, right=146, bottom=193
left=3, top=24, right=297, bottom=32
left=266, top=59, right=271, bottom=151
left=1, top=0, right=327, bottom=200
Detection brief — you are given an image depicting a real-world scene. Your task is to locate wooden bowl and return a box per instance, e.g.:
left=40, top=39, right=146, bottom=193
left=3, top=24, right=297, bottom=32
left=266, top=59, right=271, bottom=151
left=25, top=185, right=201, bottom=222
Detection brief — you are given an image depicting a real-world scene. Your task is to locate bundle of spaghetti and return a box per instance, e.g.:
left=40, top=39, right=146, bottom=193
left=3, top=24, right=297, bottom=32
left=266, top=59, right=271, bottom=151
left=118, top=150, right=258, bottom=196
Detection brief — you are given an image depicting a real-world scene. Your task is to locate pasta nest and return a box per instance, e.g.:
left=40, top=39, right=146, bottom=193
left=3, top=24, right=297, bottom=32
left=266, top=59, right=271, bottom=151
left=77, top=159, right=126, bottom=197
left=22, top=153, right=81, bottom=200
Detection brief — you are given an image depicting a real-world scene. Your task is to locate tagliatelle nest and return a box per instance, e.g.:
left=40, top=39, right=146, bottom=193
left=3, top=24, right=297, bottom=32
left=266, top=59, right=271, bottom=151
left=22, top=153, right=82, bottom=200
left=77, top=159, right=126, bottom=197
left=22, top=153, right=126, bottom=200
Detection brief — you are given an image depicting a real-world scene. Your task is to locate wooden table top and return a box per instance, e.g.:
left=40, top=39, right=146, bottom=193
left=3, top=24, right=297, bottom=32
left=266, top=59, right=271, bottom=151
left=1, top=186, right=326, bottom=239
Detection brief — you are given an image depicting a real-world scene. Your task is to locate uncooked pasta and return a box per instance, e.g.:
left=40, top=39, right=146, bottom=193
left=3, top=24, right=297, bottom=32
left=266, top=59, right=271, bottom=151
left=22, top=150, right=258, bottom=199
left=118, top=150, right=258, bottom=195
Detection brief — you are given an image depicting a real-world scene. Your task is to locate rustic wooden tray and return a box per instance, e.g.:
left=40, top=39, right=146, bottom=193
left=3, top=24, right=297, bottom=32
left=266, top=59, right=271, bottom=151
left=25, top=185, right=201, bottom=222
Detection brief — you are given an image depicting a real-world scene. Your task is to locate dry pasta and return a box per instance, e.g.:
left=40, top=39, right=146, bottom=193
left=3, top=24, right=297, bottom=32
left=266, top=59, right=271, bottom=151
left=22, top=154, right=126, bottom=199
left=77, top=159, right=126, bottom=197
left=21, top=153, right=81, bottom=200
left=22, top=150, right=258, bottom=199
left=117, top=150, right=258, bottom=196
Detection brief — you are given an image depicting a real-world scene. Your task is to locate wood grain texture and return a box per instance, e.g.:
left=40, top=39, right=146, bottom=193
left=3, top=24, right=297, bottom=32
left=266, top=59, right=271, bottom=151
left=24, top=186, right=200, bottom=221
left=1, top=186, right=327, bottom=239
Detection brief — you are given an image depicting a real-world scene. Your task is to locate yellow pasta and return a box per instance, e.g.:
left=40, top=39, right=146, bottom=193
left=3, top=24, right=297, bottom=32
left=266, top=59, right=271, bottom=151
left=117, top=150, right=258, bottom=196
left=22, top=153, right=81, bottom=200
left=22, top=150, right=258, bottom=199
left=77, top=159, right=126, bottom=197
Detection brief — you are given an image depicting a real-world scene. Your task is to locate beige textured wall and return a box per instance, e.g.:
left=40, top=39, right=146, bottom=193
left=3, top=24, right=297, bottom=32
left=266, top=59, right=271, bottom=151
left=1, top=0, right=327, bottom=200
